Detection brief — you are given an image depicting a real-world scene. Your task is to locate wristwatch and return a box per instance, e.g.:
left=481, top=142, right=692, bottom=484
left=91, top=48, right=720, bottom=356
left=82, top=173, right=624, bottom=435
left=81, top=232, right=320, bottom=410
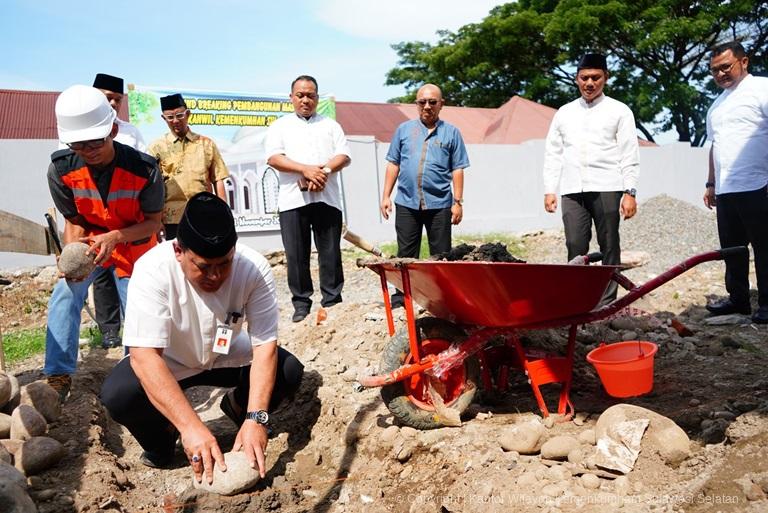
left=454, top=198, right=464, bottom=206
left=623, top=188, right=636, bottom=198
left=245, top=410, right=269, bottom=425
left=705, top=182, right=715, bottom=188
left=322, top=166, right=332, bottom=174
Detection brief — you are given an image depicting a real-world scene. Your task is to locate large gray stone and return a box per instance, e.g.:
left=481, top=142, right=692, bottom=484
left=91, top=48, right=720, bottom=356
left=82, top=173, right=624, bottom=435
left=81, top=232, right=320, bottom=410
left=2, top=374, right=21, bottom=414
left=595, top=404, right=690, bottom=466
left=192, top=451, right=260, bottom=496
left=11, top=404, right=48, bottom=440
left=10, top=405, right=47, bottom=441
left=541, top=435, right=580, bottom=460
left=58, top=241, right=96, bottom=280
left=0, top=373, right=11, bottom=409
left=15, top=436, right=66, bottom=476
left=0, top=480, right=36, bottom=513
left=20, top=381, right=60, bottom=423
left=0, top=460, right=27, bottom=489
left=0, top=412, right=12, bottom=438
left=499, top=420, right=545, bottom=455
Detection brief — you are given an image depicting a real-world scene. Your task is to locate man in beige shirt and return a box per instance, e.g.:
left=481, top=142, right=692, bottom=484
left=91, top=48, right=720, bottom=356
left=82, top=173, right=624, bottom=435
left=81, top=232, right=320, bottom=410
left=149, top=93, right=230, bottom=239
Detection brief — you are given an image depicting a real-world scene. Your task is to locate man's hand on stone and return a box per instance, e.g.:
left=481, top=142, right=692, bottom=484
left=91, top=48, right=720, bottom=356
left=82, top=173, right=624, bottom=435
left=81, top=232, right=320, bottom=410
left=81, top=231, right=120, bottom=266
left=182, top=423, right=227, bottom=484
left=233, top=421, right=269, bottom=478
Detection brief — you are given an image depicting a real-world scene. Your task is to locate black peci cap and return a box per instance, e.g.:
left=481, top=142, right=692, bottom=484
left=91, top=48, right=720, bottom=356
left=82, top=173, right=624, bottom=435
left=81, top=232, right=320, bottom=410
left=577, top=53, right=608, bottom=71
left=176, top=192, right=237, bottom=258
left=160, top=93, right=186, bottom=111
left=92, top=73, right=124, bottom=93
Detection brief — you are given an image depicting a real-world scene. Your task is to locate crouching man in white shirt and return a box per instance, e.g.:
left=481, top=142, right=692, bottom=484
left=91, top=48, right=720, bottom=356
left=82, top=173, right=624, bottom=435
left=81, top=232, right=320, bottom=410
left=542, top=52, right=640, bottom=304
left=100, top=192, right=303, bottom=484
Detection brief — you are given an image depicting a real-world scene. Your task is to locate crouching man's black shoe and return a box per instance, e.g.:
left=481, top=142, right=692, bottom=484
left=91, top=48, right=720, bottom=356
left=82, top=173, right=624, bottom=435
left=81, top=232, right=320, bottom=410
left=705, top=299, right=751, bottom=316
left=752, top=306, right=768, bottom=324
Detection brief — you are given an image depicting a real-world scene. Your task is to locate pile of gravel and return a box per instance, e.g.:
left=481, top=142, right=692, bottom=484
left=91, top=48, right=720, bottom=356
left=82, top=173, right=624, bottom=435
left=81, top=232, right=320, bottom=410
left=621, top=194, right=719, bottom=274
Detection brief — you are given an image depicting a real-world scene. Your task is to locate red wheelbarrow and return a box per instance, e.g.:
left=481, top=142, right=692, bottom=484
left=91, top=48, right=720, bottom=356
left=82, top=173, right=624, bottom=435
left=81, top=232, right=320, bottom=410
left=358, top=247, right=747, bottom=429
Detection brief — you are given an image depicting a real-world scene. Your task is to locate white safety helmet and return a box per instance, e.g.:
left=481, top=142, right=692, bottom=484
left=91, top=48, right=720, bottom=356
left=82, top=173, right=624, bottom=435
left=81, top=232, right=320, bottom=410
left=55, top=85, right=117, bottom=144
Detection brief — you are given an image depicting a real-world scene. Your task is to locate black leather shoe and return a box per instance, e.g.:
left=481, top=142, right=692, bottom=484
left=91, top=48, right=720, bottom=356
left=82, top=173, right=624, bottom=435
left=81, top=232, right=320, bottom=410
left=101, top=328, right=122, bottom=349
left=292, top=309, right=309, bottom=323
left=752, top=306, right=768, bottom=324
left=705, top=299, right=751, bottom=316
left=390, top=294, right=405, bottom=309
left=139, top=450, right=174, bottom=469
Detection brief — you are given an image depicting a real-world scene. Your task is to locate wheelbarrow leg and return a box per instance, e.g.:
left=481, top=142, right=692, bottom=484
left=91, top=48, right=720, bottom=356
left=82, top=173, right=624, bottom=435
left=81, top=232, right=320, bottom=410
left=513, top=326, right=576, bottom=420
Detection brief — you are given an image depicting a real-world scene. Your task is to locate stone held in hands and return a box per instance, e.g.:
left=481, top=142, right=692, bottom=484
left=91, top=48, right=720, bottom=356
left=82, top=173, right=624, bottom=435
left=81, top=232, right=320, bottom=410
left=10, top=405, right=47, bottom=441
left=58, top=242, right=96, bottom=280
left=192, top=451, right=261, bottom=496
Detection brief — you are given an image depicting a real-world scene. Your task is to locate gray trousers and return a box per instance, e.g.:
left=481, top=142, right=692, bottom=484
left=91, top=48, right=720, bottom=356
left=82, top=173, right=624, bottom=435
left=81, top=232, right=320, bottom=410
left=561, top=191, right=622, bottom=304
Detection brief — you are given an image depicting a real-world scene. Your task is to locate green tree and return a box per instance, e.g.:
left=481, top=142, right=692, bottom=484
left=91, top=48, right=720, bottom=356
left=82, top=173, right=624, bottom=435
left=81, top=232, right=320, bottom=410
left=385, top=0, right=768, bottom=145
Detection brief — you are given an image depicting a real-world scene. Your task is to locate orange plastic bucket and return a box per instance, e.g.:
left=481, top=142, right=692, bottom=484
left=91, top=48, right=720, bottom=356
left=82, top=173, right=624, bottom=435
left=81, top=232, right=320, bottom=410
left=586, top=341, right=658, bottom=398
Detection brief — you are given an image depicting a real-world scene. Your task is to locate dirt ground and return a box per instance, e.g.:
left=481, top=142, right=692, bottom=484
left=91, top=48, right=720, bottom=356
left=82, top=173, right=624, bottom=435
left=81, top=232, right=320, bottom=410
left=2, top=229, right=768, bottom=513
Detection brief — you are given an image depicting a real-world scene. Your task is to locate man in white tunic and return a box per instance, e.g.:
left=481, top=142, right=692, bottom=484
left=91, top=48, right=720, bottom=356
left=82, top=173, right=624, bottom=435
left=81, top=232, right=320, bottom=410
left=543, top=53, right=640, bottom=304
left=100, top=192, right=304, bottom=484
left=703, top=41, right=768, bottom=324
left=265, top=75, right=351, bottom=322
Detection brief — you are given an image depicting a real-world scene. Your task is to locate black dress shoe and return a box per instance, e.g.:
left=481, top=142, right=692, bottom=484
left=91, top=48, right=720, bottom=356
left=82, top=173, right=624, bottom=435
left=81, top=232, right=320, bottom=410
left=705, top=299, right=751, bottom=316
left=292, top=309, right=309, bottom=323
left=390, top=294, right=405, bottom=309
left=752, top=306, right=768, bottom=324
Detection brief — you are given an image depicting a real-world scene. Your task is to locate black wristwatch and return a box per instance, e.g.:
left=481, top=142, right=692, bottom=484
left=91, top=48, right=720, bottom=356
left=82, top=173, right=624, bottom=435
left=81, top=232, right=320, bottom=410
left=705, top=182, right=715, bottom=188
left=245, top=410, right=269, bottom=425
left=623, top=188, right=636, bottom=198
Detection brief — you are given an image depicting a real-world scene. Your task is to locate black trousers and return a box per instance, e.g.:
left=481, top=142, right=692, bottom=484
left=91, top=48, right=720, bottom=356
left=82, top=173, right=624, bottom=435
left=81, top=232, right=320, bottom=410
left=716, top=186, right=768, bottom=307
left=395, top=204, right=452, bottom=258
left=99, top=347, right=304, bottom=456
left=279, top=203, right=344, bottom=312
left=561, top=191, right=622, bottom=303
left=93, top=271, right=121, bottom=333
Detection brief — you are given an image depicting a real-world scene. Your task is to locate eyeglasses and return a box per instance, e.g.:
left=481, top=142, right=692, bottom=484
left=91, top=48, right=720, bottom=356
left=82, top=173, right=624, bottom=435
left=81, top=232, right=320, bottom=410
left=416, top=99, right=439, bottom=106
left=162, top=110, right=188, bottom=121
left=293, top=92, right=318, bottom=100
left=710, top=61, right=737, bottom=75
left=66, top=137, right=108, bottom=151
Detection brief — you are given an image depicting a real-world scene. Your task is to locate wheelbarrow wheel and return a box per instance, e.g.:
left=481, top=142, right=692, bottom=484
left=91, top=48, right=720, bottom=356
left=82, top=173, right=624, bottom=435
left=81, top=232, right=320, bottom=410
left=380, top=317, right=480, bottom=430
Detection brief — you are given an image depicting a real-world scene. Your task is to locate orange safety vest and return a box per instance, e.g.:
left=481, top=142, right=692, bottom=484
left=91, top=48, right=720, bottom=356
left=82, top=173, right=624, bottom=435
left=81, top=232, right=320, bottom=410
left=51, top=146, right=159, bottom=278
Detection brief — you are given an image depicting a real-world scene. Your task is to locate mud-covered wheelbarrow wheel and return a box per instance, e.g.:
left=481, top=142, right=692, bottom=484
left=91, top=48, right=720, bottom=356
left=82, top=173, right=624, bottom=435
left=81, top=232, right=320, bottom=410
left=380, top=317, right=480, bottom=430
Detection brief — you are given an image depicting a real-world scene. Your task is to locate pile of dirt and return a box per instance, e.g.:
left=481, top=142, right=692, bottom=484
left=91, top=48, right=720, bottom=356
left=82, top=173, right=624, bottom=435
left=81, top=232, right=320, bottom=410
left=431, top=242, right=525, bottom=263
left=2, top=218, right=768, bottom=512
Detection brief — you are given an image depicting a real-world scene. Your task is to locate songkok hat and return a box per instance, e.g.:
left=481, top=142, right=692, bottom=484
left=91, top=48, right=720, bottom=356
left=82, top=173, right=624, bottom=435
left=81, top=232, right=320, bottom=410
left=92, top=73, right=124, bottom=94
left=55, top=85, right=117, bottom=144
left=577, top=53, right=608, bottom=71
left=160, top=93, right=186, bottom=111
left=177, top=192, right=237, bottom=258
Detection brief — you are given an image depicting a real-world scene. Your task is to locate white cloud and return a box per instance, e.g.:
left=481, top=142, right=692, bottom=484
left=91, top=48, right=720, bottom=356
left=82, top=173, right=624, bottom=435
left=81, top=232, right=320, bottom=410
left=313, top=0, right=506, bottom=42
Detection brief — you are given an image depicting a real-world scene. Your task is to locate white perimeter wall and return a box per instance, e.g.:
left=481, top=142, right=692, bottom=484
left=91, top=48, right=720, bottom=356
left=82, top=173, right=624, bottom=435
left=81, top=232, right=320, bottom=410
left=0, top=138, right=708, bottom=269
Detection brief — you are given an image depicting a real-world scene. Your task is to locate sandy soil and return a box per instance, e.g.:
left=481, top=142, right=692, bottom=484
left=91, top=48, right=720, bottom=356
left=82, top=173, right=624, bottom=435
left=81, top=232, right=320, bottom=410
left=2, top=231, right=768, bottom=513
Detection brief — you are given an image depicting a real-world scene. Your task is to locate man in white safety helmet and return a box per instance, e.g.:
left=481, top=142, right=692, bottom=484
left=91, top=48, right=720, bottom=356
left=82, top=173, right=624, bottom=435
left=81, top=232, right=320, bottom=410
left=44, top=85, right=164, bottom=402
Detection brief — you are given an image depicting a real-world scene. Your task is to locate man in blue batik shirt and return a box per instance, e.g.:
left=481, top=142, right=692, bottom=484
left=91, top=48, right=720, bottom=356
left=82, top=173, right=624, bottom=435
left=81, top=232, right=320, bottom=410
left=380, top=83, right=469, bottom=307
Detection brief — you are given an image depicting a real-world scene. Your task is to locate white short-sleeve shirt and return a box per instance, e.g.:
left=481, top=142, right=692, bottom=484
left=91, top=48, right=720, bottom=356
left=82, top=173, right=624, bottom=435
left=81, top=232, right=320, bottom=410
left=123, top=241, right=278, bottom=380
left=264, top=113, right=351, bottom=213
left=706, top=74, right=768, bottom=194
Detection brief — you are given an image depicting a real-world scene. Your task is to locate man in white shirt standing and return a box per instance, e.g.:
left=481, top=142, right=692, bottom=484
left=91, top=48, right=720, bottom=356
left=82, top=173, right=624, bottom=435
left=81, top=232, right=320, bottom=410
left=703, top=41, right=768, bottom=324
left=265, top=75, right=351, bottom=322
left=543, top=53, right=640, bottom=304
left=100, top=192, right=304, bottom=482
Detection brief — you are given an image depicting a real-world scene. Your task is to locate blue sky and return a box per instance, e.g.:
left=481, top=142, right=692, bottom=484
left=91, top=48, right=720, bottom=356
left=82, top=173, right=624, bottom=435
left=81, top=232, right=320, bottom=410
left=0, top=0, right=506, bottom=102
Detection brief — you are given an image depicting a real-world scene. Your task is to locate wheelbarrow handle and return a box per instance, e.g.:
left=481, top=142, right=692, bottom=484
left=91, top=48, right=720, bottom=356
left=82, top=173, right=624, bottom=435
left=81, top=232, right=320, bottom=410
left=718, top=246, right=749, bottom=261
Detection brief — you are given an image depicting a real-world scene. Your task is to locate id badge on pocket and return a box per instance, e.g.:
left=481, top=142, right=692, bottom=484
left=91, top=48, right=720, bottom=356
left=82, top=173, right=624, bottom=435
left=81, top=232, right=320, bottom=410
left=213, top=325, right=233, bottom=355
